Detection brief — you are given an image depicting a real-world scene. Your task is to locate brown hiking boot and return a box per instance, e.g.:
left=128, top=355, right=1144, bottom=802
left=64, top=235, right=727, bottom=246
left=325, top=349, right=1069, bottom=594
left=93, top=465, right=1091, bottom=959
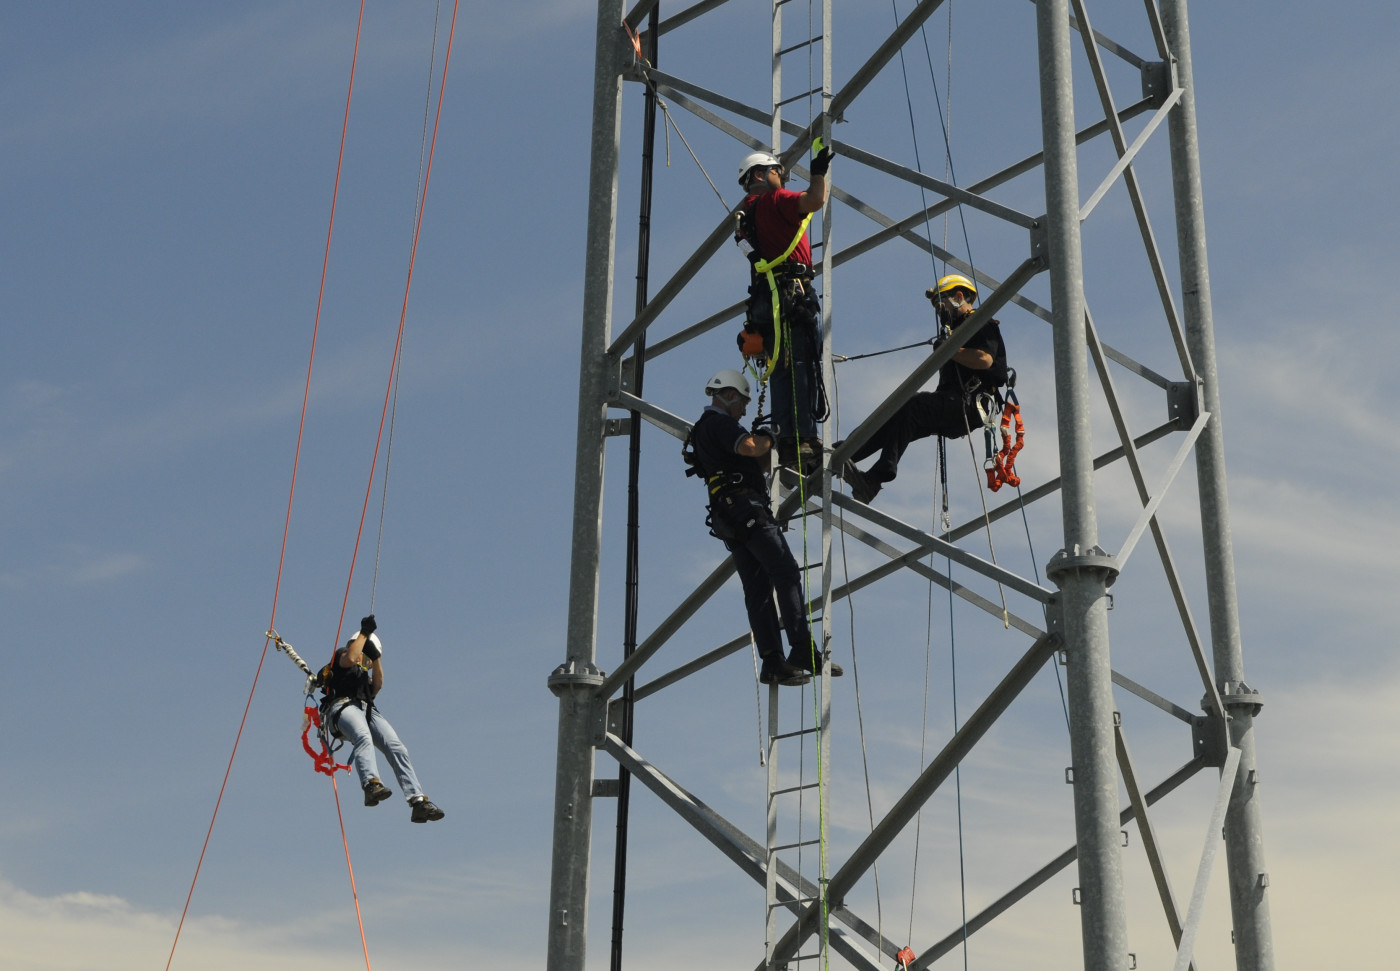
left=363, top=779, right=392, bottom=807
left=410, top=797, right=445, bottom=823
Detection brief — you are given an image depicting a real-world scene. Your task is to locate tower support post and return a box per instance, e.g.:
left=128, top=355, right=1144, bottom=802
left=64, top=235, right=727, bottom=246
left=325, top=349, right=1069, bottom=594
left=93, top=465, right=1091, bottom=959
left=546, top=2, right=626, bottom=969
left=1037, top=1, right=1128, bottom=966
left=1161, top=1, right=1275, bottom=967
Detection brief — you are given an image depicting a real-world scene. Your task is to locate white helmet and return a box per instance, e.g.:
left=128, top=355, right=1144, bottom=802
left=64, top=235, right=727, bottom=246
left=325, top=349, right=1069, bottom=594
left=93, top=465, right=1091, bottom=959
left=705, top=368, right=751, bottom=399
left=738, top=151, right=781, bottom=187
left=347, top=631, right=383, bottom=660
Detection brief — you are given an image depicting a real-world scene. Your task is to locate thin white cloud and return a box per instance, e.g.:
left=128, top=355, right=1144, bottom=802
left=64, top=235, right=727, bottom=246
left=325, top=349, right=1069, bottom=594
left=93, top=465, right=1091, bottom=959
left=0, top=877, right=371, bottom=970
left=0, top=542, right=147, bottom=591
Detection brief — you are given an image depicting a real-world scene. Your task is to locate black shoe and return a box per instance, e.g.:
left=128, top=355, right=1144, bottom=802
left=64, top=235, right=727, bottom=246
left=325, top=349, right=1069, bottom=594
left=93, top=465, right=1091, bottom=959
left=777, top=437, right=819, bottom=470
left=759, top=653, right=811, bottom=686
left=777, top=437, right=799, bottom=469
left=842, top=462, right=881, bottom=504
left=363, top=779, right=392, bottom=807
left=787, top=649, right=844, bottom=678
left=410, top=797, right=445, bottom=823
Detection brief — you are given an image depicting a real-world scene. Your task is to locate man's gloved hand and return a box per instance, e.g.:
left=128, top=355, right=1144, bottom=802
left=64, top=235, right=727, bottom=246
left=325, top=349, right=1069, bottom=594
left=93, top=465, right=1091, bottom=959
left=359, top=614, right=377, bottom=636
left=362, top=635, right=382, bottom=661
left=810, top=145, right=834, bottom=178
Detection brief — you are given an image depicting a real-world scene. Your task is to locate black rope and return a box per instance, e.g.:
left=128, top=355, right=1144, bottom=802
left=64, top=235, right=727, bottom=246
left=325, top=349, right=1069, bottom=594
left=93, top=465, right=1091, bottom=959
left=832, top=337, right=934, bottom=364
left=609, top=8, right=660, bottom=971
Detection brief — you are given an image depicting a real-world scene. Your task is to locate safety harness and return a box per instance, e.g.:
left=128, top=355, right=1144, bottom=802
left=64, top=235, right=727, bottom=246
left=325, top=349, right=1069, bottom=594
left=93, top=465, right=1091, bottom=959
left=682, top=413, right=776, bottom=544
left=738, top=209, right=812, bottom=373
left=269, top=629, right=353, bottom=776
left=734, top=202, right=830, bottom=428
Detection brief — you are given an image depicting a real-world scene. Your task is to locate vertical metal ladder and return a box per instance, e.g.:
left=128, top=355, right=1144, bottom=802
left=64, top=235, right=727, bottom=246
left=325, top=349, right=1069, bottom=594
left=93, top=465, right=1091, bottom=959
left=764, top=673, right=834, bottom=969
left=763, top=0, right=835, bottom=968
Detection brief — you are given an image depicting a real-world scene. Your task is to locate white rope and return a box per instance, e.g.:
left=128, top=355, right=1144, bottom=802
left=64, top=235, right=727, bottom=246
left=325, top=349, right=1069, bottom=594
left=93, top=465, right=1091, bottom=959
left=268, top=629, right=319, bottom=697
left=370, top=0, right=443, bottom=612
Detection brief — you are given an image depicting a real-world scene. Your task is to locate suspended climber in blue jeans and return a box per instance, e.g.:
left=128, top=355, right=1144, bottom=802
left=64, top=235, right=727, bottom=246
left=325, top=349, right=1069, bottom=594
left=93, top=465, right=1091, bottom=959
left=319, top=614, right=445, bottom=823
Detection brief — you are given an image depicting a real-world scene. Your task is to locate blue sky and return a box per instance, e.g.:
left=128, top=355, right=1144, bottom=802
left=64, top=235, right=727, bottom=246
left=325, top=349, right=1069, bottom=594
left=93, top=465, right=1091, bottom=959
left=3, top=2, right=1398, bottom=968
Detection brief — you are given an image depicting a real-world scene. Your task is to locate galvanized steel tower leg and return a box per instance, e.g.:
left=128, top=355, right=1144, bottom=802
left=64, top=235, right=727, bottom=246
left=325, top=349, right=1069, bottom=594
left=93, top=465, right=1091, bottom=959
left=1036, top=1, right=1128, bottom=968
left=1161, top=1, right=1275, bottom=967
left=546, top=2, right=625, bottom=969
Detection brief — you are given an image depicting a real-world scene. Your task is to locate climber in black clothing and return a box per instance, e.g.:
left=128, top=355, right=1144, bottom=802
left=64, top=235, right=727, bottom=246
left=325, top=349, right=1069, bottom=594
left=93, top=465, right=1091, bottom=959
left=840, top=274, right=1009, bottom=504
left=686, top=369, right=844, bottom=685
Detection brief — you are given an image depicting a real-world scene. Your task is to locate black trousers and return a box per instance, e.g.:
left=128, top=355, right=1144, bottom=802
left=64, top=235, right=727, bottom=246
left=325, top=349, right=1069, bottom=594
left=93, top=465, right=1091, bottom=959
left=851, top=391, right=981, bottom=485
left=726, top=520, right=813, bottom=662
left=769, top=318, right=821, bottom=441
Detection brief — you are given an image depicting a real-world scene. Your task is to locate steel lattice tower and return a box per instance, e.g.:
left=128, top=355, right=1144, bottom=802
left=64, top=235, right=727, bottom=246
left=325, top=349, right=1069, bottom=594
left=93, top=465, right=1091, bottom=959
left=548, top=2, right=1274, bottom=969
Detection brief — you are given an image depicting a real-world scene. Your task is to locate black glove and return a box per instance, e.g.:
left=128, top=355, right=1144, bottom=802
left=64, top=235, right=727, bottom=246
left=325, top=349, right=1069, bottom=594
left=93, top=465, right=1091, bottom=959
left=362, top=636, right=381, bottom=661
left=810, top=146, right=834, bottom=178
left=359, top=614, right=377, bottom=636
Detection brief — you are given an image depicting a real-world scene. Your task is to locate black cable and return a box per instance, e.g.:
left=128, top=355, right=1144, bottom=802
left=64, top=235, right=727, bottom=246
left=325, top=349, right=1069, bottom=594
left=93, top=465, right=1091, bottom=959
left=609, top=9, right=659, bottom=971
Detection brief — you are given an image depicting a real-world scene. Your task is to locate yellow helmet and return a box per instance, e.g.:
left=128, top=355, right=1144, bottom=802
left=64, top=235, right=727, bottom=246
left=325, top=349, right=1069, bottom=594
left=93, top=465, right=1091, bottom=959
left=927, top=273, right=977, bottom=301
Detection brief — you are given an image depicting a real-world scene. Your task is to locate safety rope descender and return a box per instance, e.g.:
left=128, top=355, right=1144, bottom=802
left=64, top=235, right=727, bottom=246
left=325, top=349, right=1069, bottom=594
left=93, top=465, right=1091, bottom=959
left=983, top=370, right=1024, bottom=492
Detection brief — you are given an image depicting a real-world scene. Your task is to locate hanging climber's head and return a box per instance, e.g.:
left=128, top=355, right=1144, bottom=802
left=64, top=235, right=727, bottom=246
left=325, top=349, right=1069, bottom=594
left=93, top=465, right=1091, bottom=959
left=738, top=151, right=784, bottom=193
left=346, top=631, right=383, bottom=661
left=705, top=368, right=752, bottom=417
left=927, top=273, right=978, bottom=320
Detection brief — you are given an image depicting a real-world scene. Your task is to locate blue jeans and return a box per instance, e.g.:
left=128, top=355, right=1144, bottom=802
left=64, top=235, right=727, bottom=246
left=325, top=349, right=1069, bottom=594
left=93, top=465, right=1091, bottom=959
left=330, top=701, right=424, bottom=802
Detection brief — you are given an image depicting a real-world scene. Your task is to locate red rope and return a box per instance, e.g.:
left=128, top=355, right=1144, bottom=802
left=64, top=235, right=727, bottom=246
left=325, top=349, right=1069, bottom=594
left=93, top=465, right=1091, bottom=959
left=331, top=774, right=373, bottom=971
left=320, top=11, right=460, bottom=968
left=331, top=0, right=463, bottom=652
left=303, top=705, right=353, bottom=776
left=164, top=4, right=368, bottom=969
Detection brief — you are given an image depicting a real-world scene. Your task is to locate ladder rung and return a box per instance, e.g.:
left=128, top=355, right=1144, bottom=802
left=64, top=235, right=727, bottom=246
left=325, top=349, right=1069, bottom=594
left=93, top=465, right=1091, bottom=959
left=776, top=87, right=823, bottom=108
left=768, top=895, right=820, bottom=909
left=772, top=838, right=821, bottom=852
left=777, top=37, right=821, bottom=57
left=772, top=782, right=820, bottom=796
left=800, top=561, right=823, bottom=570
left=772, top=726, right=820, bottom=740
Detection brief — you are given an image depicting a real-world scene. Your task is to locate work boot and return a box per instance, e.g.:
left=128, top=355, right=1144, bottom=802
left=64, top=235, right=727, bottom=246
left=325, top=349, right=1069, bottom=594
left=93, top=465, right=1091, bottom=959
left=410, top=797, right=445, bottom=823
left=836, top=460, right=881, bottom=504
left=777, top=437, right=818, bottom=469
left=787, top=648, right=844, bottom=679
left=777, top=437, right=800, bottom=469
left=363, top=778, right=393, bottom=807
left=759, top=653, right=811, bottom=686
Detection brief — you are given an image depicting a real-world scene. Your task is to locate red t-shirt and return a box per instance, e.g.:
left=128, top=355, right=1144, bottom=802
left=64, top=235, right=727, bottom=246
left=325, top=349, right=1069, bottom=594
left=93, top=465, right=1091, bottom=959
left=742, top=187, right=812, bottom=266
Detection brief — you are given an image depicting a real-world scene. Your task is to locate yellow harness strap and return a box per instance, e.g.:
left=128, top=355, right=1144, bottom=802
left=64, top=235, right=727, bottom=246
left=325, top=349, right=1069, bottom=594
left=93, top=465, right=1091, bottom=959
left=751, top=211, right=813, bottom=377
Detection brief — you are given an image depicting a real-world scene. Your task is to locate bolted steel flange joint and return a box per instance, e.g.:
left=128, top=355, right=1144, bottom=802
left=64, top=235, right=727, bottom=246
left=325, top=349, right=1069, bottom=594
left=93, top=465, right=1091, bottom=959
left=548, top=658, right=607, bottom=696
left=1044, top=544, right=1120, bottom=588
left=1217, top=679, right=1264, bottom=718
